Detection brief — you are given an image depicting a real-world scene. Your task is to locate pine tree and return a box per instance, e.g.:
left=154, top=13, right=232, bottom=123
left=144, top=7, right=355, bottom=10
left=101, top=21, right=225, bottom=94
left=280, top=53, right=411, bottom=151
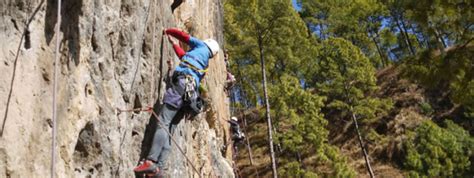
left=227, top=0, right=473, bottom=177
left=225, top=0, right=354, bottom=176
left=225, top=1, right=302, bottom=176
left=306, top=37, right=392, bottom=177
left=298, top=0, right=390, bottom=68
left=271, top=75, right=355, bottom=177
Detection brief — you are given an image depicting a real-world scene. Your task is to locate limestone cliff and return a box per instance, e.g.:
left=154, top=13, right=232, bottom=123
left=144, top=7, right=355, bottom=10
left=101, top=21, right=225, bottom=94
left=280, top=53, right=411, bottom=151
left=0, top=0, right=233, bottom=177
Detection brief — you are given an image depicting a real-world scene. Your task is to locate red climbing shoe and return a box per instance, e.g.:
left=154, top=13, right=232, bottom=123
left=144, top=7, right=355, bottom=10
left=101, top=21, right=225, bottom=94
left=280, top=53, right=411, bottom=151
left=134, top=160, right=159, bottom=174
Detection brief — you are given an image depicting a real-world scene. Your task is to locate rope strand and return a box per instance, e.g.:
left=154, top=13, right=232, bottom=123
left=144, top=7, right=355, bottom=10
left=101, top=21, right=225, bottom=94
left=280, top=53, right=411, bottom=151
left=150, top=0, right=159, bottom=105
left=51, top=0, right=62, bottom=177
left=150, top=110, right=202, bottom=177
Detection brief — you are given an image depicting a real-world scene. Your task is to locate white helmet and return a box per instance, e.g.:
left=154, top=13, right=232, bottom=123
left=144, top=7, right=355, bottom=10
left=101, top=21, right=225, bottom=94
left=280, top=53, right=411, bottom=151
left=204, top=39, right=219, bottom=57
left=231, top=116, right=238, bottom=122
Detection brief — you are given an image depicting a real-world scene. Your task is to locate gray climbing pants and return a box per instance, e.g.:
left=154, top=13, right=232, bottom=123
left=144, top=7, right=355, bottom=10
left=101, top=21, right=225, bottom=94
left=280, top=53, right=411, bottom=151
left=146, top=73, right=196, bottom=167
left=146, top=104, right=179, bottom=167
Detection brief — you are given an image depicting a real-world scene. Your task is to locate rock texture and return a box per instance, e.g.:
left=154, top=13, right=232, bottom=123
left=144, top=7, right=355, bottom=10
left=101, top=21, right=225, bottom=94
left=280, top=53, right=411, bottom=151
left=0, top=0, right=233, bottom=177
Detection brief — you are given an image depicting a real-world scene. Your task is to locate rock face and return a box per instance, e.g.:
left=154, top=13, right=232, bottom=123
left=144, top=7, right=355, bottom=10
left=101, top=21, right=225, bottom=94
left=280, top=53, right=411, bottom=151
left=0, top=0, right=233, bottom=177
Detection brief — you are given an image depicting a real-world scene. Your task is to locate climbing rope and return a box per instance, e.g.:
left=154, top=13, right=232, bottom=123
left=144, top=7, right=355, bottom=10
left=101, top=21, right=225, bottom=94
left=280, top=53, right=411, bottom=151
left=116, top=106, right=153, bottom=114
left=150, top=110, right=202, bottom=177
left=117, top=107, right=202, bottom=177
left=1, top=6, right=27, bottom=137
left=128, top=2, right=154, bottom=99
left=51, top=0, right=62, bottom=177
left=149, top=0, right=159, bottom=105
left=113, top=2, right=157, bottom=175
left=156, top=34, right=168, bottom=104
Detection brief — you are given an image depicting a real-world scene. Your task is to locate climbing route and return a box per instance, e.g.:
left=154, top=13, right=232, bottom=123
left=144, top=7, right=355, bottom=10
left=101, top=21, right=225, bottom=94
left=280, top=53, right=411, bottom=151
left=0, top=1, right=233, bottom=177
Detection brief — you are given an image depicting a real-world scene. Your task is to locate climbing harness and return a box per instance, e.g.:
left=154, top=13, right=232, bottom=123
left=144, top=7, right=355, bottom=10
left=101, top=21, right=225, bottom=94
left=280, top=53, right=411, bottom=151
left=180, top=60, right=208, bottom=74
left=51, top=0, right=62, bottom=177
left=179, top=54, right=210, bottom=75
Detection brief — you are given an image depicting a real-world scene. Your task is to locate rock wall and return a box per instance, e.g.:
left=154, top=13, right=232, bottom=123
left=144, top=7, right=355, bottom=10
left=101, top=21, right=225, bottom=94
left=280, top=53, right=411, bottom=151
left=0, top=0, right=233, bottom=177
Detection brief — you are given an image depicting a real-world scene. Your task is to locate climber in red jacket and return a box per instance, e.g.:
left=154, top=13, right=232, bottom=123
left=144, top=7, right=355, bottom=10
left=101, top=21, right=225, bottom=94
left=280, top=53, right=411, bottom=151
left=134, top=28, right=220, bottom=175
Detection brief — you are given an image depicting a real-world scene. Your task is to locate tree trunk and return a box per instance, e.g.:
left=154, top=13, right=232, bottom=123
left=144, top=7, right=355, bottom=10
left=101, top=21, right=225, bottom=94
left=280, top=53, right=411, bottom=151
left=409, top=24, right=425, bottom=48
left=236, top=61, right=256, bottom=166
left=242, top=115, right=255, bottom=165
left=400, top=16, right=416, bottom=54
left=393, top=13, right=415, bottom=55
left=370, top=33, right=388, bottom=67
left=258, top=35, right=278, bottom=178
left=236, top=63, right=250, bottom=108
left=273, top=125, right=282, bottom=153
left=350, top=106, right=375, bottom=178
left=236, top=67, right=258, bottom=174
left=297, top=152, right=304, bottom=169
left=434, top=28, right=447, bottom=49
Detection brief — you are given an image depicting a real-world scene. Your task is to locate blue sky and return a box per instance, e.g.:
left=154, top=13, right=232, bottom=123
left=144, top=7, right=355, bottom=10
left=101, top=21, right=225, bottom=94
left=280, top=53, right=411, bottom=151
left=292, top=0, right=302, bottom=11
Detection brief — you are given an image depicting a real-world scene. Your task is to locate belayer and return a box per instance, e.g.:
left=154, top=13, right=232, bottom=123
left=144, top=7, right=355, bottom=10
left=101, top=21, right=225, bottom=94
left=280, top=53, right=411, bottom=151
left=229, top=117, right=245, bottom=143
left=134, top=28, right=220, bottom=175
left=228, top=116, right=245, bottom=159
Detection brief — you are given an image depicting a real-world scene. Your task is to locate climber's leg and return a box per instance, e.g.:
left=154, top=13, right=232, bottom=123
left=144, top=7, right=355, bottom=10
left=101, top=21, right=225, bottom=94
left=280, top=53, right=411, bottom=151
left=135, top=104, right=178, bottom=173
left=156, top=109, right=186, bottom=167
left=144, top=74, right=187, bottom=162
left=146, top=104, right=179, bottom=162
left=135, top=73, right=187, bottom=173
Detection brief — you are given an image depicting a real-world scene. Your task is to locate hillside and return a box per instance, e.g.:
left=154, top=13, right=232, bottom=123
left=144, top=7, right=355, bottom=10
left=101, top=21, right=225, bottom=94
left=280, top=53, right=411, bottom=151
left=225, top=1, right=473, bottom=177
left=235, top=65, right=472, bottom=177
left=0, top=0, right=233, bottom=177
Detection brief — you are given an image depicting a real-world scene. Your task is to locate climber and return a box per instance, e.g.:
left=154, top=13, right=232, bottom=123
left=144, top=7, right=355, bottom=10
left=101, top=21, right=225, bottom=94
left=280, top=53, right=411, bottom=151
left=134, top=28, right=220, bottom=175
left=229, top=117, right=245, bottom=159
left=229, top=116, right=245, bottom=142
left=224, top=50, right=236, bottom=93
left=228, top=116, right=245, bottom=159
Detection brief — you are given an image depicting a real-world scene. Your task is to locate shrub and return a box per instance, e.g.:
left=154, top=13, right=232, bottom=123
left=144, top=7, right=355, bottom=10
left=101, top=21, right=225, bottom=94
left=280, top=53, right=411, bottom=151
left=404, top=120, right=474, bottom=177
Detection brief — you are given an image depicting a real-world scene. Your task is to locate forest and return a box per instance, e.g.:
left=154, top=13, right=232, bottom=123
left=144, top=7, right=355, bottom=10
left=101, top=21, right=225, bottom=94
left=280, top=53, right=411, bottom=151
left=224, top=0, right=473, bottom=177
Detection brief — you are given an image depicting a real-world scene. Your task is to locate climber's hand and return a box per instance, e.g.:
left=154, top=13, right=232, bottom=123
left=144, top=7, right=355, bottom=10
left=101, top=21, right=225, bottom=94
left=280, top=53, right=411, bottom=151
left=167, top=35, right=176, bottom=45
left=163, top=29, right=167, bottom=35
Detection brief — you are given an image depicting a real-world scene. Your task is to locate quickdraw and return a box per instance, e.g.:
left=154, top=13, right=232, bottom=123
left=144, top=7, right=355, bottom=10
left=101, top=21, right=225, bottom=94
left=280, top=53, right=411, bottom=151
left=184, top=75, right=197, bottom=102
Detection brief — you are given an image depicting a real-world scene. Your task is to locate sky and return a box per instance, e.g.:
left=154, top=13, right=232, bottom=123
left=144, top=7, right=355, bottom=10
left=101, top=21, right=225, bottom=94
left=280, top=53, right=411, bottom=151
left=292, top=0, right=302, bottom=11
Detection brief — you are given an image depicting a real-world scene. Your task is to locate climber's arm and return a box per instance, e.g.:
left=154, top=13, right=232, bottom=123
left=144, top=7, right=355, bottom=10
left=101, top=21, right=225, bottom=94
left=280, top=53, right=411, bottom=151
left=164, top=28, right=207, bottom=50
left=172, top=44, right=186, bottom=59
left=165, top=28, right=190, bottom=44
left=166, top=34, right=186, bottom=59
